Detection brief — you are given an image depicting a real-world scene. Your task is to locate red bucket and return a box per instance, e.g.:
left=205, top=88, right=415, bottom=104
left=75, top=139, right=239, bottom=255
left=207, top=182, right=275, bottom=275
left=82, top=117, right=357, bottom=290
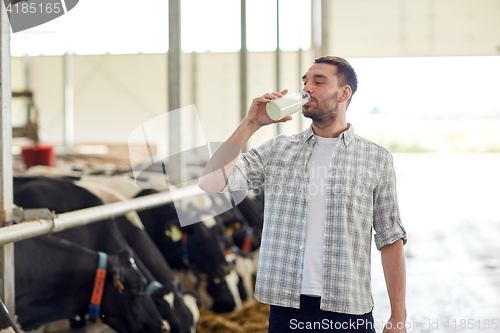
left=21, top=144, right=56, bottom=168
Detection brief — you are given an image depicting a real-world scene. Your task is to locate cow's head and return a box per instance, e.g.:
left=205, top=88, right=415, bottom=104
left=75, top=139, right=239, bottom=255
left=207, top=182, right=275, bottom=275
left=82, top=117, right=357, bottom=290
left=149, top=278, right=197, bottom=333
left=205, top=273, right=240, bottom=313
left=101, top=251, right=166, bottom=333
left=210, top=193, right=263, bottom=253
left=184, top=216, right=231, bottom=280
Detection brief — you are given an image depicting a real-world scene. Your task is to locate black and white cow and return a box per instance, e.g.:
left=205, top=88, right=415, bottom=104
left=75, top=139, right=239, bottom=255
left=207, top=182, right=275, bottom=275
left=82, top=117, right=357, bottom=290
left=66, top=177, right=230, bottom=282
left=135, top=189, right=231, bottom=281
left=14, top=235, right=165, bottom=333
left=97, top=178, right=260, bottom=313
left=73, top=180, right=199, bottom=333
left=134, top=189, right=246, bottom=313
left=210, top=191, right=263, bottom=254
left=24, top=173, right=252, bottom=314
left=208, top=192, right=264, bottom=303
left=13, top=177, right=196, bottom=333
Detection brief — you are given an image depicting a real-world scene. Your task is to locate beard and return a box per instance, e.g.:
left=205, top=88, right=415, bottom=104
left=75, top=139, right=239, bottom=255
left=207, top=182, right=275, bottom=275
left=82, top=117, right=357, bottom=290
left=302, top=91, right=339, bottom=127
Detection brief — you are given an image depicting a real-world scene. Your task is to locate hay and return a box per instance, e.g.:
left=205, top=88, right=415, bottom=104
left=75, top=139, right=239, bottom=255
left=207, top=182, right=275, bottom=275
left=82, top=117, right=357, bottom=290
left=196, top=301, right=270, bottom=333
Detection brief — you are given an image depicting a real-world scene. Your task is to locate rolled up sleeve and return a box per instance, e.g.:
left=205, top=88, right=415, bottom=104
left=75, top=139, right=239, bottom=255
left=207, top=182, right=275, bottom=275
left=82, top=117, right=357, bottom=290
left=372, top=152, right=407, bottom=250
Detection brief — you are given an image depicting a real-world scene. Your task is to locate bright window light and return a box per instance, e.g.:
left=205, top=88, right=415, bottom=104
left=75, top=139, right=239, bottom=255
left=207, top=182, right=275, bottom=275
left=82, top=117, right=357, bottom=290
left=10, top=0, right=169, bottom=56
left=246, top=0, right=311, bottom=52
left=181, top=0, right=241, bottom=53
left=10, top=13, right=68, bottom=56
left=348, top=56, right=500, bottom=116
left=10, top=0, right=311, bottom=55
left=246, top=0, right=278, bottom=52
left=279, top=0, right=311, bottom=51
left=68, top=0, right=169, bottom=55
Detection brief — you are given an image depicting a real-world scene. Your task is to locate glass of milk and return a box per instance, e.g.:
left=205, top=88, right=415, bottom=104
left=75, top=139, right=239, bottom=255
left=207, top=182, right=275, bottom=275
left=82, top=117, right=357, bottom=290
left=266, top=91, right=311, bottom=121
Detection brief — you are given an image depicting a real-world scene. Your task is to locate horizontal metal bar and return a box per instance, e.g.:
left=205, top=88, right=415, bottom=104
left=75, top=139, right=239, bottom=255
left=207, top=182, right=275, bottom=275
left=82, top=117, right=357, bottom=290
left=0, top=184, right=205, bottom=246
left=0, top=220, right=54, bottom=245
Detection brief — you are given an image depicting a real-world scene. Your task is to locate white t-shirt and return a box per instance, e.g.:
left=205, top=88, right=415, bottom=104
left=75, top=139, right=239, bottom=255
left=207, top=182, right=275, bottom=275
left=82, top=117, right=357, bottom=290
left=301, top=135, right=339, bottom=296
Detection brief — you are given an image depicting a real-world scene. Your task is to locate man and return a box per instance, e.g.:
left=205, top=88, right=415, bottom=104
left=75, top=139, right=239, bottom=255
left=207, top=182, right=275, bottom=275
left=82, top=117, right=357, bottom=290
left=199, top=56, right=407, bottom=332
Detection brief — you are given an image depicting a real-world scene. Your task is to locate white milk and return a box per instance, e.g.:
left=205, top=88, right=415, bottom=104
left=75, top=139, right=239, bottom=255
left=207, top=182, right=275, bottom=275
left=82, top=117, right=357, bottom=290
left=266, top=92, right=310, bottom=121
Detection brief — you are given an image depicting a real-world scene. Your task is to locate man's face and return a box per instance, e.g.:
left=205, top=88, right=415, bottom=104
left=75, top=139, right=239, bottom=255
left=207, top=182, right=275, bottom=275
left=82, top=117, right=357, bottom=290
left=301, top=63, right=343, bottom=123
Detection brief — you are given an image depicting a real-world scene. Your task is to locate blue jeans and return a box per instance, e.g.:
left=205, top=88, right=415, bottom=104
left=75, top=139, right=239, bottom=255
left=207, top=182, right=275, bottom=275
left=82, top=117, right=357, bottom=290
left=268, top=295, right=376, bottom=332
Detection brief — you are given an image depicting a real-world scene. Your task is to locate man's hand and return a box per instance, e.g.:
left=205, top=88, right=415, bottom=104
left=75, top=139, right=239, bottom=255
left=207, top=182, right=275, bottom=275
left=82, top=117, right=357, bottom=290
left=199, top=89, right=296, bottom=193
left=382, top=316, right=407, bottom=333
left=199, top=89, right=291, bottom=193
left=245, top=89, right=292, bottom=128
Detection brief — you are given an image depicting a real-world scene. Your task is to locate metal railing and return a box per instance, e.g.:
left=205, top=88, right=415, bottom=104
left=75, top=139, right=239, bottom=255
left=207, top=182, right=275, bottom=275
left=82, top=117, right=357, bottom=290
left=0, top=184, right=205, bottom=246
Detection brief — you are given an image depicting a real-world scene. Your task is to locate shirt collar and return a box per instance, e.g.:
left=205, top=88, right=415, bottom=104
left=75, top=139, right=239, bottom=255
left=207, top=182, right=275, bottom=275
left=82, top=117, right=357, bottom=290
left=302, top=124, right=355, bottom=148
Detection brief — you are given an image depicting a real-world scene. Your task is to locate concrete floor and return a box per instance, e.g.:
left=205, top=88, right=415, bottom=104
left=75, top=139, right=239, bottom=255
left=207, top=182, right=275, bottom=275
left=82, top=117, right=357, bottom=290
left=371, top=153, right=500, bottom=333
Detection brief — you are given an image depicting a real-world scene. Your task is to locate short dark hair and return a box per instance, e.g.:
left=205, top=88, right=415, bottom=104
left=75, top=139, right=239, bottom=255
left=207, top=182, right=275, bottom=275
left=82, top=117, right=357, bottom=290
left=314, top=56, right=358, bottom=105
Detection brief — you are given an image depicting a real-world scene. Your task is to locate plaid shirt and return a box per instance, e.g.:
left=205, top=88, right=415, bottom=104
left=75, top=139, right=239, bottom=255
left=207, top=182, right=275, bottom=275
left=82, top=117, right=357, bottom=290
left=223, top=124, right=407, bottom=315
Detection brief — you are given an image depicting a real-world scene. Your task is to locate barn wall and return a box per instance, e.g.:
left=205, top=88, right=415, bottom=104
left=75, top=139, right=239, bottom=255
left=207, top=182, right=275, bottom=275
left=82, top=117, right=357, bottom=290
left=330, top=0, right=500, bottom=57
left=10, top=0, right=500, bottom=152
left=11, top=50, right=315, bottom=152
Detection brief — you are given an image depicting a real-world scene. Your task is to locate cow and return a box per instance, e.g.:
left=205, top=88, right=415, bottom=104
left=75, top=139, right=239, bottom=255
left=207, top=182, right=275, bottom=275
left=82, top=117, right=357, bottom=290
left=210, top=191, right=263, bottom=253
left=97, top=168, right=267, bottom=309
left=135, top=189, right=231, bottom=281
left=84, top=176, right=255, bottom=313
left=78, top=175, right=254, bottom=284
left=67, top=176, right=230, bottom=282
left=73, top=180, right=199, bottom=333
left=14, top=234, right=165, bottom=333
left=208, top=192, right=264, bottom=303
left=32, top=174, right=245, bottom=314
left=134, top=189, right=246, bottom=313
left=13, top=177, right=196, bottom=333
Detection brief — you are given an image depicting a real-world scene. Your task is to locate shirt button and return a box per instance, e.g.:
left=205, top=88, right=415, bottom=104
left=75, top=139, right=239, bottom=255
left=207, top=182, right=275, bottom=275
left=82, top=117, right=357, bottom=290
left=299, top=246, right=304, bottom=250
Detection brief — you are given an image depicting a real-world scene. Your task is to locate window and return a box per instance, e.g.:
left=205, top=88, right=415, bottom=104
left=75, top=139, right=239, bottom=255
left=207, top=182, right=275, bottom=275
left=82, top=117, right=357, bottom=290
left=10, top=0, right=311, bottom=56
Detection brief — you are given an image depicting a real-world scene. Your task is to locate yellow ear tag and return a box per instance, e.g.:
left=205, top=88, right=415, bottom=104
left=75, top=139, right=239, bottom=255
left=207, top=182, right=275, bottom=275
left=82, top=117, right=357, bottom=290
left=165, top=225, right=183, bottom=242
left=113, top=275, right=125, bottom=294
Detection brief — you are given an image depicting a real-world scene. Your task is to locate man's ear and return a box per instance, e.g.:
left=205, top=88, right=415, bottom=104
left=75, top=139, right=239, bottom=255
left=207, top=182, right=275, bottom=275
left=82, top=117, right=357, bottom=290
left=339, top=86, right=352, bottom=104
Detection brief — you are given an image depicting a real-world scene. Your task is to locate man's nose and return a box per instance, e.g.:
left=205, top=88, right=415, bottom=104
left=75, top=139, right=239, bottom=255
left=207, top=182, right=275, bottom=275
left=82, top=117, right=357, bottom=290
left=303, top=82, right=313, bottom=95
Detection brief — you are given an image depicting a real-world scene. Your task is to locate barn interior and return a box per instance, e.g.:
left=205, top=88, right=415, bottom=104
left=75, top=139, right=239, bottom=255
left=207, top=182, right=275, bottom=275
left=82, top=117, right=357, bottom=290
left=1, top=0, right=500, bottom=332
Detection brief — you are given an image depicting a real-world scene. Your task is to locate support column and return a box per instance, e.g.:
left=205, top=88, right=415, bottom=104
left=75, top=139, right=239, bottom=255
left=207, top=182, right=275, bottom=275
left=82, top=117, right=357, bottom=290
left=0, top=1, right=15, bottom=315
left=63, top=52, right=74, bottom=147
left=297, top=47, right=303, bottom=131
left=311, top=0, right=321, bottom=58
left=168, top=0, right=185, bottom=185
left=240, top=0, right=248, bottom=151
left=275, top=0, right=281, bottom=135
left=321, top=0, right=329, bottom=56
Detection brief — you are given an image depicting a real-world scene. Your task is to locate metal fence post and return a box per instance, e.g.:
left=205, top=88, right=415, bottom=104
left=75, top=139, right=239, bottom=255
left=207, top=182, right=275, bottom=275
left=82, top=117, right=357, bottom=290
left=240, top=0, right=248, bottom=151
left=168, top=0, right=185, bottom=185
left=275, top=0, right=281, bottom=135
left=0, top=1, right=15, bottom=315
